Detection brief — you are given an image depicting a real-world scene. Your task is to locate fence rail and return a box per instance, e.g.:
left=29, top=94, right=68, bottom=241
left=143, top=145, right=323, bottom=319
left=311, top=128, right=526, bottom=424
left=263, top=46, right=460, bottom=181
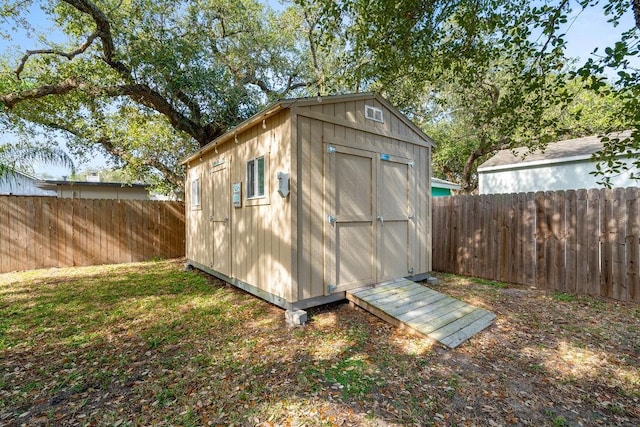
left=432, top=188, right=640, bottom=303
left=0, top=196, right=185, bottom=274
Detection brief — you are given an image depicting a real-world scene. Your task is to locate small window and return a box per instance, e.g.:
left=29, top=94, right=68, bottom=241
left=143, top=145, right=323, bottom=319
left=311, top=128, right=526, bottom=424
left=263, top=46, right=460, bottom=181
left=191, top=177, right=200, bottom=208
left=365, top=105, right=384, bottom=123
left=247, top=156, right=265, bottom=199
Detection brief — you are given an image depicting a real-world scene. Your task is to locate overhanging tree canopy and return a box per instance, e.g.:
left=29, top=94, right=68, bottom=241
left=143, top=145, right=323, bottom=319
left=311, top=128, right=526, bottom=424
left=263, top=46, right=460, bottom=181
left=1, top=0, right=638, bottom=192
left=324, top=0, right=640, bottom=191
left=0, top=0, right=319, bottom=190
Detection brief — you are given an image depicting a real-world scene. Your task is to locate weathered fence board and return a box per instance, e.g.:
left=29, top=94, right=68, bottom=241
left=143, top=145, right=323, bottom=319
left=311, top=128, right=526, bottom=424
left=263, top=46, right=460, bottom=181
left=432, top=188, right=640, bottom=303
left=0, top=196, right=185, bottom=273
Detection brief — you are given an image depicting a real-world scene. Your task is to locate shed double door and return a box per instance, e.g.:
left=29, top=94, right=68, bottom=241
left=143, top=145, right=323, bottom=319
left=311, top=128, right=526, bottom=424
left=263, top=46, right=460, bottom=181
left=206, top=162, right=231, bottom=276
left=324, top=144, right=416, bottom=294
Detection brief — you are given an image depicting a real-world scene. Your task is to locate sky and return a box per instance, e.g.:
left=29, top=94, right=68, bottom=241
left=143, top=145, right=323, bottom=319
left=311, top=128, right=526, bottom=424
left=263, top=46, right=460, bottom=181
left=0, top=1, right=637, bottom=179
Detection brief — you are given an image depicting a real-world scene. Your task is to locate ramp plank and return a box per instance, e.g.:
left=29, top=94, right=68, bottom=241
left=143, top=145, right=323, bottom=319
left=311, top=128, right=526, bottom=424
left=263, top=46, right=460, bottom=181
left=438, top=312, right=497, bottom=348
left=350, top=279, right=413, bottom=298
left=346, top=279, right=495, bottom=348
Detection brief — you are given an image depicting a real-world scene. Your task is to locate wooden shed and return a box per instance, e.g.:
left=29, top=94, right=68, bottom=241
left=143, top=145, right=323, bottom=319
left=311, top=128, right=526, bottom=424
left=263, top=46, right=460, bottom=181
left=182, top=93, right=433, bottom=315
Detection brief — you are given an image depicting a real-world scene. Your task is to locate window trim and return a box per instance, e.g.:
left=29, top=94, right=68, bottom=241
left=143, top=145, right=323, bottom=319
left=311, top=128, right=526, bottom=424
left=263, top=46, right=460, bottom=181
left=190, top=176, right=201, bottom=210
left=245, top=153, right=270, bottom=207
left=365, top=105, right=384, bottom=123
left=246, top=155, right=266, bottom=200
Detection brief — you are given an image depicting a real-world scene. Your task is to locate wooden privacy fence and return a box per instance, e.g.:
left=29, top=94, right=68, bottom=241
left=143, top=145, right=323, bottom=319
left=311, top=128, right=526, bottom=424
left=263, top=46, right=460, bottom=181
left=0, top=196, right=185, bottom=274
left=432, top=188, right=640, bottom=303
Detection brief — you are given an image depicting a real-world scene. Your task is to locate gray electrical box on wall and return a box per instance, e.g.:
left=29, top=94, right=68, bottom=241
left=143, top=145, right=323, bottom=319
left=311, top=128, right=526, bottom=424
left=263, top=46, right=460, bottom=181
left=276, top=172, right=289, bottom=198
left=232, top=182, right=242, bottom=207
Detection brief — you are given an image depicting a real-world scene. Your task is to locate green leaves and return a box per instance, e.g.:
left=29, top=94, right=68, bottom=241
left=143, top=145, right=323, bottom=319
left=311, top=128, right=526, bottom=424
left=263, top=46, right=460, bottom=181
left=0, top=141, right=75, bottom=180
left=0, top=0, right=321, bottom=192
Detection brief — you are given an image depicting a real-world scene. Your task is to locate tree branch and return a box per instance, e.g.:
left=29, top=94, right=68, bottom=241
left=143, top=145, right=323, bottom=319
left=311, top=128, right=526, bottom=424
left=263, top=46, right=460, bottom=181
left=481, top=81, right=500, bottom=111
left=462, top=137, right=509, bottom=192
left=174, top=89, right=203, bottom=123
left=0, top=78, right=214, bottom=146
left=62, top=0, right=129, bottom=76
left=303, top=8, right=323, bottom=94
left=0, top=77, right=85, bottom=108
left=535, top=0, right=569, bottom=69
left=240, top=69, right=313, bottom=99
left=15, top=32, right=99, bottom=79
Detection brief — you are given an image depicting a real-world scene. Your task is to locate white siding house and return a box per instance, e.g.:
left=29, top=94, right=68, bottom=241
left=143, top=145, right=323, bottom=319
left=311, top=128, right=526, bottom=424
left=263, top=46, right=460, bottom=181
left=36, top=180, right=150, bottom=200
left=478, top=131, right=638, bottom=194
left=0, top=171, right=56, bottom=196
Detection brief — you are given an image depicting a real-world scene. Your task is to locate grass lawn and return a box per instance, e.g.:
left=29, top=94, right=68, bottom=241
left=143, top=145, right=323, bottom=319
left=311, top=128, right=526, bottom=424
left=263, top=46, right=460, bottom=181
left=1, top=260, right=639, bottom=426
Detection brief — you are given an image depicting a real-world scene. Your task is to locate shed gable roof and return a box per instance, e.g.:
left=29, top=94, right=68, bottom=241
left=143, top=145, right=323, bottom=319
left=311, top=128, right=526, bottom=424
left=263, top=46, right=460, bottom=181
left=478, top=130, right=632, bottom=172
left=181, top=92, right=433, bottom=165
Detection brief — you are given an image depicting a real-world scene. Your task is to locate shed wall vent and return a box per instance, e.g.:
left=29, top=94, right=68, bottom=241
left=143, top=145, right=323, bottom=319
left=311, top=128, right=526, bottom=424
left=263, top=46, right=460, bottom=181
left=365, top=105, right=384, bottom=123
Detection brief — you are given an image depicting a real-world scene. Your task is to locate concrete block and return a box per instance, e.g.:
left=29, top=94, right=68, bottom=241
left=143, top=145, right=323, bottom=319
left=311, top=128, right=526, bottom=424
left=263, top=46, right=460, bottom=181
left=285, top=309, right=308, bottom=326
left=426, top=276, right=439, bottom=285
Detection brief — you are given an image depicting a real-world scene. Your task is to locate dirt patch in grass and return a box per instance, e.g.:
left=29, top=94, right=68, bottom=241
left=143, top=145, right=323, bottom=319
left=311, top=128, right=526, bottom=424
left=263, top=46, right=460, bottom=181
left=1, top=262, right=639, bottom=426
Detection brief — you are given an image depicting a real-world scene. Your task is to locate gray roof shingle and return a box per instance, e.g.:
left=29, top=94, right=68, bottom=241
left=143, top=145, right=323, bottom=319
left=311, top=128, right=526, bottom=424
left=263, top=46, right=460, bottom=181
left=478, top=131, right=632, bottom=170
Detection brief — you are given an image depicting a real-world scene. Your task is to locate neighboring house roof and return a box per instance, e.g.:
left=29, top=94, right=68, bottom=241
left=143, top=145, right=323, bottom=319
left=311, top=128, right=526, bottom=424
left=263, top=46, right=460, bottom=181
left=181, top=92, right=434, bottom=165
left=0, top=170, right=57, bottom=196
left=478, top=130, right=633, bottom=172
left=36, top=180, right=149, bottom=190
left=3, top=170, right=39, bottom=181
left=431, top=177, right=461, bottom=190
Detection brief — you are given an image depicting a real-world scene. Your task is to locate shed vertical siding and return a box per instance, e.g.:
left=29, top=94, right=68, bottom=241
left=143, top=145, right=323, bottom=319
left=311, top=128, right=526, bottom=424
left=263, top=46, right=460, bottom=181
left=186, top=110, right=293, bottom=301
left=296, top=115, right=326, bottom=300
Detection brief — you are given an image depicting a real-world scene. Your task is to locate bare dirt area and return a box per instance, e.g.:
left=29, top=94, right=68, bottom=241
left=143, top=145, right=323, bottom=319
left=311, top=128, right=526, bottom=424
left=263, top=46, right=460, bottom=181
left=421, top=274, right=640, bottom=426
left=1, top=261, right=638, bottom=426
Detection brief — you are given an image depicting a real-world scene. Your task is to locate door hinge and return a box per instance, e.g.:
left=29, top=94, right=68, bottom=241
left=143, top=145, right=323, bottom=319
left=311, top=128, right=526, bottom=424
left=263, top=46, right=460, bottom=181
left=327, top=214, right=336, bottom=226
left=408, top=160, right=415, bottom=168
left=327, top=284, right=337, bottom=293
left=327, top=145, right=337, bottom=154
left=408, top=267, right=414, bottom=275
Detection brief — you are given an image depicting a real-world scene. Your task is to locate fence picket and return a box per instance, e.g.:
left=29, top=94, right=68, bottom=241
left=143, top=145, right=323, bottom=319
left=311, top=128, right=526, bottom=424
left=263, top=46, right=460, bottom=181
left=626, top=188, right=640, bottom=302
left=553, top=191, right=565, bottom=292
left=601, top=189, right=614, bottom=298
left=535, top=192, right=547, bottom=288
left=565, top=190, right=577, bottom=294
left=575, top=190, right=588, bottom=291
left=587, top=189, right=601, bottom=295
left=0, top=198, right=10, bottom=273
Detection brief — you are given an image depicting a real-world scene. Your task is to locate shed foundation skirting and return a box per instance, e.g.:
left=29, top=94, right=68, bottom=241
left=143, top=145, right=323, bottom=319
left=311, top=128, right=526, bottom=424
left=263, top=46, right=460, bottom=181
left=187, top=260, right=346, bottom=311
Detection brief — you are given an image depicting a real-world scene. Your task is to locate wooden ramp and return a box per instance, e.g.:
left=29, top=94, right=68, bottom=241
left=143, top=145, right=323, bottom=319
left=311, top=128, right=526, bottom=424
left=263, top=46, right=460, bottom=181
left=346, top=278, right=496, bottom=348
